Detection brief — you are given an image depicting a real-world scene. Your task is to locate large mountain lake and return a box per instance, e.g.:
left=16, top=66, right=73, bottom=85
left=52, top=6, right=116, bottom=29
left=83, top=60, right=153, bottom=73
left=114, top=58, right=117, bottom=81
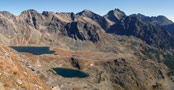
left=52, top=68, right=89, bottom=78
left=9, top=46, right=55, bottom=55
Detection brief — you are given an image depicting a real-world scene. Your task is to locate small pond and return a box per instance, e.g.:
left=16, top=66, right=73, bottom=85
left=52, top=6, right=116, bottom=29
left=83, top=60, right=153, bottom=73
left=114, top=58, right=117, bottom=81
left=52, top=68, right=89, bottom=78
left=9, top=46, right=55, bottom=55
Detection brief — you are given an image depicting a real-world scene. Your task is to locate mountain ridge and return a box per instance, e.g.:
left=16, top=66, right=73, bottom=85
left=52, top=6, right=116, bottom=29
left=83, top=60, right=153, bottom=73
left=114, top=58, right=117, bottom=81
left=0, top=9, right=174, bottom=49
left=1, top=8, right=174, bottom=90
left=1, top=8, right=173, bottom=22
left=130, top=13, right=173, bottom=26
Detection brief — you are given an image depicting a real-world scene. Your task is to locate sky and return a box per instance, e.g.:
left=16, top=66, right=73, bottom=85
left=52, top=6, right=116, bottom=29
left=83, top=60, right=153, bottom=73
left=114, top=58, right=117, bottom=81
left=0, top=0, right=174, bottom=21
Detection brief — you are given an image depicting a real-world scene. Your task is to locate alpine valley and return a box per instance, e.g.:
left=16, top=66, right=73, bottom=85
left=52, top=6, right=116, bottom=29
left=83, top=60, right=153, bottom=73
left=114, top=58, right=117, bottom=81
left=0, top=9, right=174, bottom=90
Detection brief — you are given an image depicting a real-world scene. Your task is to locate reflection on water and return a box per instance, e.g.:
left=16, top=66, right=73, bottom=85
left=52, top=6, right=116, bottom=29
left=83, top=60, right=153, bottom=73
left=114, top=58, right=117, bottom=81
left=53, top=68, right=89, bottom=78
left=9, top=46, right=55, bottom=55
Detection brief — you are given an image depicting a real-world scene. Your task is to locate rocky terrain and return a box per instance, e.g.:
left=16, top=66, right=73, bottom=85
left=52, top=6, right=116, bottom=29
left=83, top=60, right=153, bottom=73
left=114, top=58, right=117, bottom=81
left=0, top=44, right=51, bottom=90
left=130, top=13, right=173, bottom=26
left=0, top=9, right=174, bottom=90
left=130, top=13, right=174, bottom=35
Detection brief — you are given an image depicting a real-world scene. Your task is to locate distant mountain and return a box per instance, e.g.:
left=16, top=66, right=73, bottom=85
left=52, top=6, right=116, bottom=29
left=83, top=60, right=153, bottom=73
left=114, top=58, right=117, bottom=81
left=130, top=13, right=173, bottom=26
left=107, top=16, right=174, bottom=49
left=76, top=9, right=110, bottom=30
left=104, top=9, right=126, bottom=22
left=130, top=13, right=174, bottom=35
left=0, top=9, right=174, bottom=49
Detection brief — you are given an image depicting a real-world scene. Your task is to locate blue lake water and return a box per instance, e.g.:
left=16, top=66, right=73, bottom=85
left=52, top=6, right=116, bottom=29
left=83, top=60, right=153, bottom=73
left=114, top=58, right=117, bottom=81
left=52, top=68, right=89, bottom=78
left=9, top=46, right=55, bottom=55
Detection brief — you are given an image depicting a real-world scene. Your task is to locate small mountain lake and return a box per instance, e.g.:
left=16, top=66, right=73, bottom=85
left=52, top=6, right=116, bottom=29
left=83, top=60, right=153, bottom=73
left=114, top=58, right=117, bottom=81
left=9, top=46, right=55, bottom=55
left=52, top=68, right=89, bottom=78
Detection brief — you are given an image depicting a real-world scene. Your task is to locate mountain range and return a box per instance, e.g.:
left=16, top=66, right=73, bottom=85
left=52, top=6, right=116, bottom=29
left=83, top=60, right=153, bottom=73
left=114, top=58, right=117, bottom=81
left=0, top=9, right=174, bottom=90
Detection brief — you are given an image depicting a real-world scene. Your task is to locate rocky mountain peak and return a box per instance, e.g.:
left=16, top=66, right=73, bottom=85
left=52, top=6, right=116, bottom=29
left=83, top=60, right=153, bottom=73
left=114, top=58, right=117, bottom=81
left=82, top=9, right=91, bottom=13
left=0, top=11, right=16, bottom=19
left=155, top=15, right=173, bottom=24
left=20, top=9, right=39, bottom=16
left=105, top=8, right=126, bottom=22
left=76, top=9, right=102, bottom=22
left=77, top=9, right=94, bottom=16
left=19, top=9, right=43, bottom=20
left=19, top=9, right=44, bottom=29
left=76, top=9, right=109, bottom=29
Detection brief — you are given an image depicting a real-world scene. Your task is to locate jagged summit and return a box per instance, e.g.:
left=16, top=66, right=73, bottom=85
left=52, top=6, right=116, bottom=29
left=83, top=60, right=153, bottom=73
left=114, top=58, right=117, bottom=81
left=81, top=9, right=92, bottom=13
left=76, top=9, right=100, bottom=17
left=19, top=9, right=43, bottom=20
left=20, top=9, right=39, bottom=15
left=77, top=9, right=93, bottom=14
left=104, top=8, right=126, bottom=22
